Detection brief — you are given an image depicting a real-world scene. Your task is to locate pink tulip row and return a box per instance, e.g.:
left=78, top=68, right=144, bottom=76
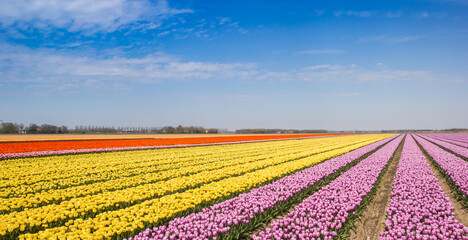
left=125, top=136, right=400, bottom=240
left=380, top=135, right=468, bottom=239
left=418, top=134, right=468, bottom=159
left=423, top=134, right=468, bottom=148
left=251, top=135, right=404, bottom=240
left=425, top=133, right=468, bottom=145
left=0, top=137, right=319, bottom=160
left=413, top=135, right=468, bottom=196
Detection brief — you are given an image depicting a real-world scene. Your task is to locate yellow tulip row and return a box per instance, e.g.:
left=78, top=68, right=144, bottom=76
left=1, top=141, right=281, bottom=189
left=1, top=140, right=305, bottom=198
left=2, top=136, right=362, bottom=196
left=1, top=140, right=323, bottom=212
left=19, top=134, right=394, bottom=240
left=0, top=134, right=393, bottom=238
left=2, top=141, right=286, bottom=180
left=0, top=135, right=373, bottom=231
left=2, top=139, right=324, bottom=199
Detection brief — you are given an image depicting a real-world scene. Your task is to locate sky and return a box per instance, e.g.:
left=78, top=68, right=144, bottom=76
left=0, top=0, right=467, bottom=131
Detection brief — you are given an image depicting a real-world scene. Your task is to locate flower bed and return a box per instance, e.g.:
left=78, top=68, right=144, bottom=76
left=414, top=135, right=468, bottom=198
left=380, top=135, right=468, bottom=239
left=251, top=135, right=403, bottom=239
left=125, top=135, right=399, bottom=240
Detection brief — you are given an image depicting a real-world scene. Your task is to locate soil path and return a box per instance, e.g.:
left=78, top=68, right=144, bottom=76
left=349, top=137, right=404, bottom=240
left=424, top=153, right=468, bottom=227
left=248, top=137, right=404, bottom=240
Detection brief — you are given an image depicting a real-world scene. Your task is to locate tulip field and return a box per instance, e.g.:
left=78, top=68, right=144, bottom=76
left=0, top=134, right=341, bottom=159
left=1, top=133, right=468, bottom=239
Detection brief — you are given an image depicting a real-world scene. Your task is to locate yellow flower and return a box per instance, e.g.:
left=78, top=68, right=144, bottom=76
left=5, top=134, right=394, bottom=239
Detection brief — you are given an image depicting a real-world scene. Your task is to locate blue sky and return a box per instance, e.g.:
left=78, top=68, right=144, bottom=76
left=0, top=0, right=467, bottom=131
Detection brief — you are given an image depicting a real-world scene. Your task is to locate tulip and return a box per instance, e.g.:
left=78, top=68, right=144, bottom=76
left=124, top=136, right=400, bottom=240
left=414, top=135, right=468, bottom=196
left=380, top=135, right=467, bottom=238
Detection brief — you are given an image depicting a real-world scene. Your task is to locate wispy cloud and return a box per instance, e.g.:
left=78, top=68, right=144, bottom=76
left=432, top=0, right=468, bottom=6
left=358, top=34, right=421, bottom=43
left=386, top=11, right=403, bottom=18
left=1, top=43, right=463, bottom=94
left=0, top=43, right=258, bottom=93
left=158, top=16, right=248, bottom=40
left=312, top=10, right=325, bottom=16
left=334, top=11, right=376, bottom=17
left=296, top=49, right=345, bottom=55
left=218, top=17, right=231, bottom=25
left=4, top=28, right=28, bottom=39
left=416, top=11, right=430, bottom=19
left=297, top=64, right=439, bottom=83
left=0, top=0, right=192, bottom=34
left=332, top=10, right=449, bottom=19
left=415, top=11, right=447, bottom=19
left=157, top=30, right=172, bottom=36
left=336, top=92, right=361, bottom=97
left=220, top=92, right=360, bottom=102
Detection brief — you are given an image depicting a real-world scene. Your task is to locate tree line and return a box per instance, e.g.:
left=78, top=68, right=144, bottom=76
left=73, top=125, right=218, bottom=134
left=0, top=122, right=218, bottom=134
left=0, top=122, right=69, bottom=134
left=235, top=128, right=328, bottom=134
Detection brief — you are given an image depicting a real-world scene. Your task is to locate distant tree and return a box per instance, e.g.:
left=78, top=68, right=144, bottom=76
left=166, top=126, right=176, bottom=133
left=207, top=128, right=218, bottom=134
left=0, top=122, right=220, bottom=135
left=41, top=124, right=59, bottom=134
left=27, top=123, right=40, bottom=133
left=58, top=125, right=68, bottom=133
left=176, top=125, right=184, bottom=133
left=1, top=122, right=19, bottom=133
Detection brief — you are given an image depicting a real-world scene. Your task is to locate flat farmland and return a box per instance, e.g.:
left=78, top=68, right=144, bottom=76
left=1, top=133, right=468, bottom=240
left=0, top=134, right=248, bottom=142
left=0, top=134, right=341, bottom=159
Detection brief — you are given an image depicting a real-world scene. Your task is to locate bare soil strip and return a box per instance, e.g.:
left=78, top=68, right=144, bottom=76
left=424, top=152, right=468, bottom=227
left=348, top=137, right=404, bottom=240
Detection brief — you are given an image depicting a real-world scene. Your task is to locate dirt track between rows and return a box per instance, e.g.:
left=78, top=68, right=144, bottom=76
left=349, top=136, right=403, bottom=240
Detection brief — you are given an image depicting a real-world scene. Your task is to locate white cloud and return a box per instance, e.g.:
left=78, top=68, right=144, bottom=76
left=302, top=65, right=335, bottom=71
left=0, top=43, right=463, bottom=93
left=415, top=11, right=447, bottom=19
left=5, top=28, right=27, bottom=39
left=337, top=92, right=361, bottom=97
left=0, top=0, right=192, bottom=34
left=218, top=17, right=231, bottom=25
left=376, top=62, right=386, bottom=68
left=157, top=30, right=172, bottom=36
left=297, top=64, right=439, bottom=83
left=416, top=11, right=430, bottom=19
left=156, top=16, right=247, bottom=40
left=297, top=49, right=345, bottom=55
left=0, top=43, right=258, bottom=92
left=358, top=34, right=421, bottom=43
left=386, top=11, right=403, bottom=18
left=437, top=0, right=468, bottom=5
left=312, top=10, right=325, bottom=16
left=334, top=11, right=376, bottom=17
